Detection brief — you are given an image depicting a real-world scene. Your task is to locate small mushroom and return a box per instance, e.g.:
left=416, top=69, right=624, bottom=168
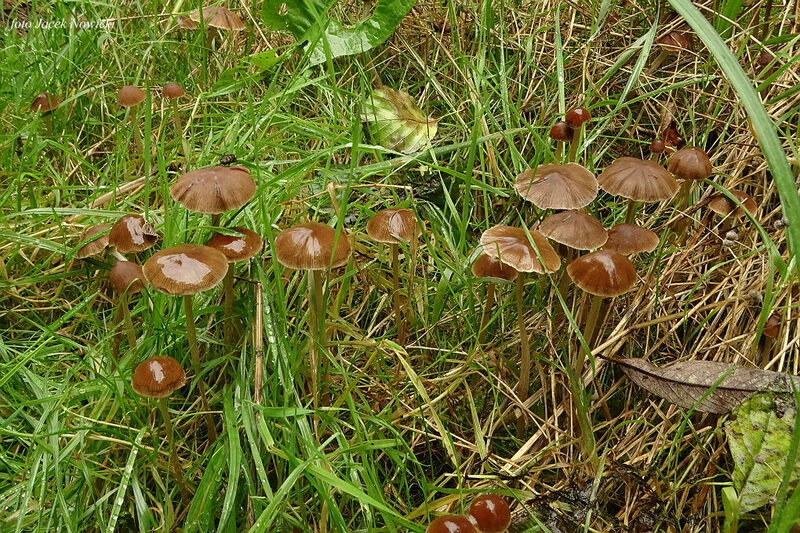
left=131, top=356, right=189, bottom=502
left=31, top=92, right=59, bottom=133
left=480, top=225, right=560, bottom=434
left=366, top=208, right=418, bottom=345
left=76, top=224, right=111, bottom=259
left=108, top=215, right=159, bottom=254
left=514, top=163, right=598, bottom=211
left=597, top=157, right=679, bottom=223
left=468, top=495, right=511, bottom=533
left=708, top=190, right=757, bottom=219
left=650, top=31, right=690, bottom=72
left=426, top=515, right=478, bottom=533
left=471, top=253, right=518, bottom=344
left=274, top=223, right=352, bottom=407
left=189, top=5, right=245, bottom=50
left=565, top=107, right=591, bottom=163
left=604, top=223, right=659, bottom=255
left=206, top=227, right=263, bottom=343
left=118, top=85, right=147, bottom=153
left=668, top=146, right=713, bottom=239
left=143, top=244, right=229, bottom=442
left=549, top=120, right=574, bottom=159
left=109, top=260, right=147, bottom=355
left=163, top=82, right=190, bottom=164
left=170, top=164, right=256, bottom=227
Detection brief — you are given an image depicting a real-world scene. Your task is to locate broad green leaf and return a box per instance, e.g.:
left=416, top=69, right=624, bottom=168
left=261, top=0, right=331, bottom=42
left=361, top=87, right=438, bottom=154
left=725, top=393, right=800, bottom=513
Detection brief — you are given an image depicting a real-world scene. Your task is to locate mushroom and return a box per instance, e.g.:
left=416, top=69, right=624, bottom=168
left=708, top=190, right=757, bottom=220
left=163, top=82, right=190, bottom=165
left=468, top=495, right=511, bottom=533
left=143, top=244, right=229, bottom=442
left=597, top=157, right=679, bottom=223
left=170, top=164, right=256, bottom=227
left=426, top=515, right=478, bottom=533
left=650, top=139, right=666, bottom=156
left=109, top=260, right=147, bottom=355
left=206, top=227, right=263, bottom=343
left=189, top=5, right=245, bottom=50
left=471, top=253, right=518, bottom=344
left=31, top=92, right=59, bottom=134
left=480, top=225, right=560, bottom=434
left=667, top=146, right=712, bottom=209
left=108, top=214, right=159, bottom=255
left=76, top=224, right=111, bottom=259
left=274, top=223, right=352, bottom=407
left=365, top=208, right=418, bottom=345
left=131, top=356, right=189, bottom=503
left=758, top=311, right=781, bottom=365
left=118, top=85, right=146, bottom=153
left=514, top=163, right=598, bottom=211
left=650, top=31, right=690, bottom=72
left=565, top=107, right=591, bottom=163
left=539, top=210, right=608, bottom=252
left=549, top=120, right=573, bottom=160
left=603, top=223, right=659, bottom=255
left=567, top=249, right=636, bottom=350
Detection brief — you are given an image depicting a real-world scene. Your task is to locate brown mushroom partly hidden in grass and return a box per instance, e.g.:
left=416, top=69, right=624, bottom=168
left=758, top=311, right=781, bottom=364
left=549, top=120, right=573, bottom=160
left=468, top=495, right=511, bottom=533
left=108, top=214, right=159, bottom=255
left=118, top=85, right=146, bottom=153
left=189, top=5, right=245, bottom=50
left=471, top=253, right=518, bottom=344
left=650, top=139, right=666, bottom=157
left=366, top=208, right=418, bottom=346
left=31, top=92, right=59, bottom=134
left=650, top=31, right=690, bottom=72
left=109, top=260, right=146, bottom=355
left=76, top=224, right=111, bottom=259
left=597, top=157, right=679, bottom=223
left=565, top=107, right=591, bottom=163
left=708, top=190, right=757, bottom=221
left=163, top=82, right=190, bottom=165
left=603, top=223, right=659, bottom=255
left=274, top=223, right=352, bottom=407
left=143, top=244, right=229, bottom=442
left=170, top=165, right=256, bottom=227
left=668, top=146, right=712, bottom=209
left=426, top=515, right=478, bottom=533
left=131, top=356, right=189, bottom=503
left=206, top=227, right=263, bottom=343
left=480, top=225, right=560, bottom=434
left=514, top=163, right=598, bottom=212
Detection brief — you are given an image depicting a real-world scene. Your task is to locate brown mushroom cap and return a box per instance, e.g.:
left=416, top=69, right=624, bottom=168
left=366, top=208, right=418, bottom=243
left=205, top=227, right=263, bottom=262
left=471, top=253, right=519, bottom=282
left=163, top=82, right=185, bottom=99
left=108, top=215, right=159, bottom=253
left=763, top=312, right=780, bottom=338
left=597, top=157, right=680, bottom=202
left=565, top=107, right=591, bottom=128
left=176, top=15, right=198, bottom=30
left=109, top=261, right=147, bottom=295
left=189, top=6, right=245, bottom=31
left=549, top=121, right=573, bottom=142
left=31, top=92, right=59, bottom=112
left=667, top=146, right=712, bottom=181
left=604, top=223, right=659, bottom=255
left=567, top=249, right=637, bottom=297
left=539, top=210, right=608, bottom=250
left=131, top=356, right=186, bottom=398
left=76, top=224, right=111, bottom=259
left=118, top=85, right=146, bottom=107
left=657, top=31, right=689, bottom=52
left=479, top=225, right=561, bottom=274
left=274, top=223, right=352, bottom=271
left=143, top=244, right=229, bottom=296
left=170, top=165, right=256, bottom=214
left=708, top=190, right=757, bottom=218
left=514, top=163, right=598, bottom=210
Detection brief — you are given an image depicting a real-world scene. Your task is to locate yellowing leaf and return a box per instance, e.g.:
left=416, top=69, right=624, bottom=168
left=361, top=87, right=438, bottom=154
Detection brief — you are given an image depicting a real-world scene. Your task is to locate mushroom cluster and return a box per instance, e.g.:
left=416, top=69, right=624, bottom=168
left=426, top=494, right=511, bottom=533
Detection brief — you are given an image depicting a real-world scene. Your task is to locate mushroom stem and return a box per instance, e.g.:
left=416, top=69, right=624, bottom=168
left=624, top=199, right=638, bottom=224
left=183, top=295, right=218, bottom=442
left=171, top=99, right=190, bottom=168
left=308, top=269, right=325, bottom=408
left=120, top=293, right=137, bottom=350
left=676, top=181, right=693, bottom=242
left=391, top=243, right=406, bottom=345
left=222, top=268, right=235, bottom=345
left=555, top=141, right=563, bottom=161
left=158, top=397, right=189, bottom=505
left=567, top=126, right=581, bottom=163
left=515, top=273, right=530, bottom=436
left=478, top=282, right=496, bottom=344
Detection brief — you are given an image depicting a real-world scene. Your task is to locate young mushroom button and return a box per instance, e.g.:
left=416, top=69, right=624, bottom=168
left=31, top=92, right=59, bottom=112
left=468, top=495, right=512, bottom=533
left=426, top=515, right=478, bottom=533
left=162, top=82, right=185, bottom=99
